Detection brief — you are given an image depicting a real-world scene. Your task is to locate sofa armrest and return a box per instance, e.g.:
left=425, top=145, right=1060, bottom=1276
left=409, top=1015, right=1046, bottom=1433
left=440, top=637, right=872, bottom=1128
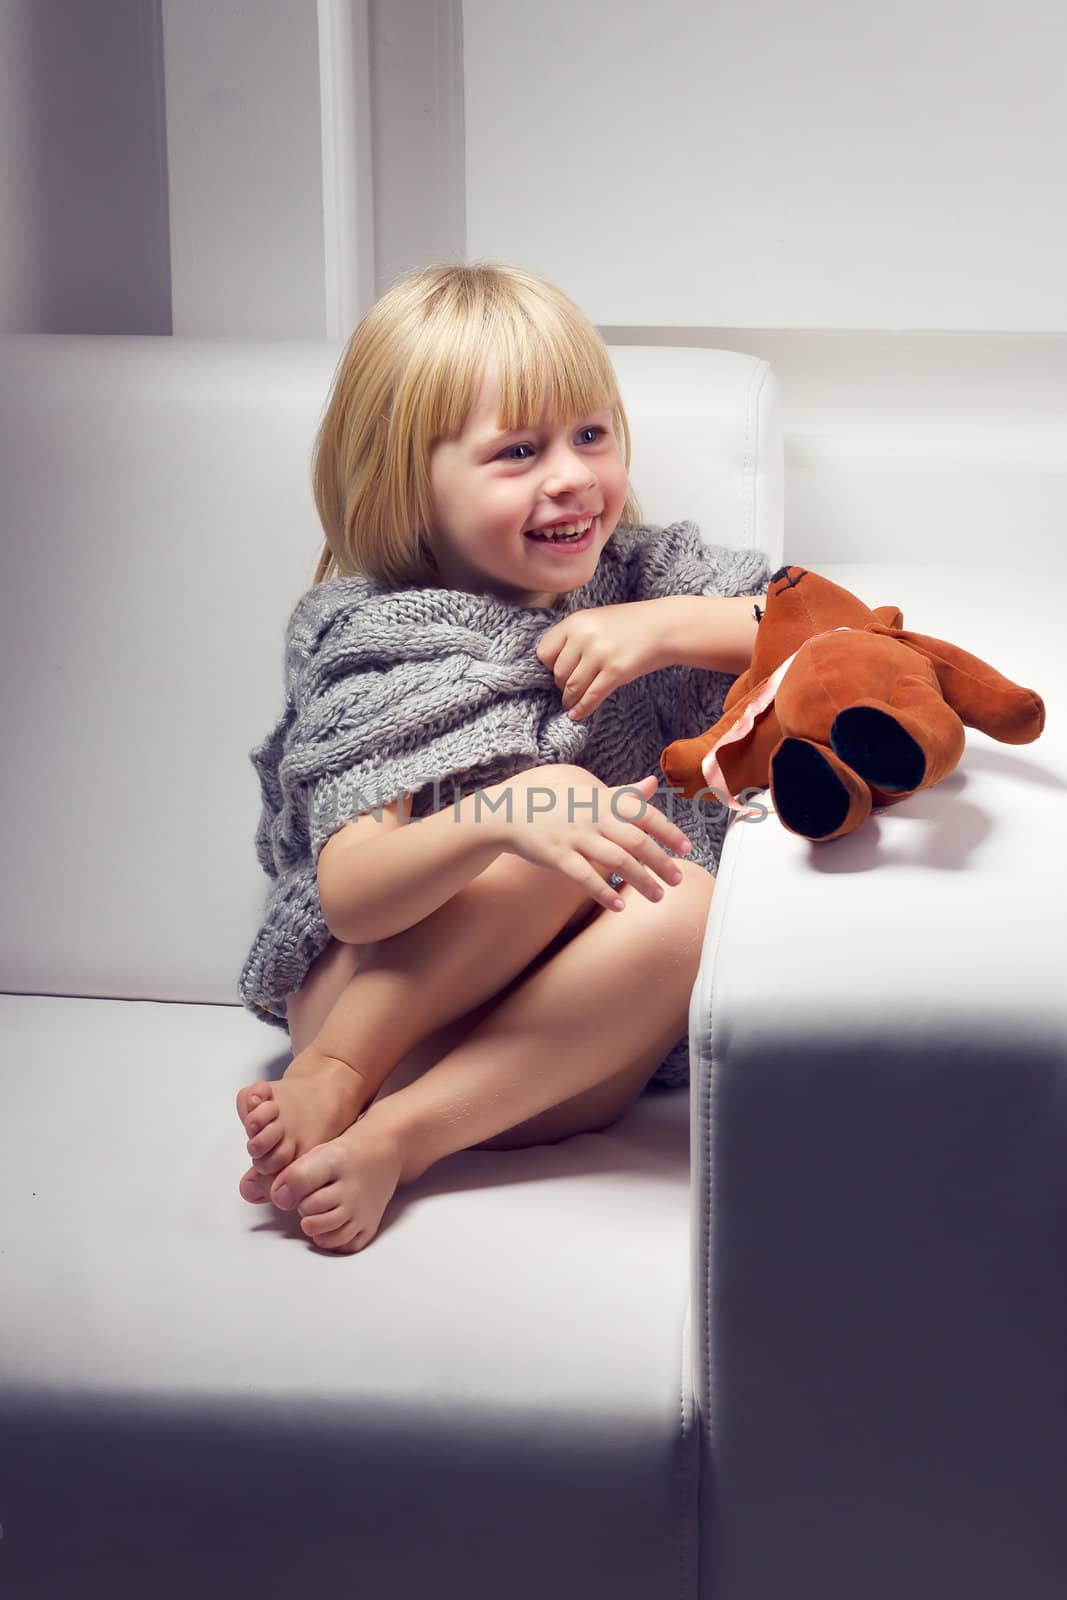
left=686, top=563, right=1067, bottom=1600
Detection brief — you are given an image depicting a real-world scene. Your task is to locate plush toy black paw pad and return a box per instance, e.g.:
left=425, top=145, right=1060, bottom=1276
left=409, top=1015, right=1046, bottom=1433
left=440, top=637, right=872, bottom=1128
left=771, top=738, right=851, bottom=839
left=830, top=706, right=926, bottom=793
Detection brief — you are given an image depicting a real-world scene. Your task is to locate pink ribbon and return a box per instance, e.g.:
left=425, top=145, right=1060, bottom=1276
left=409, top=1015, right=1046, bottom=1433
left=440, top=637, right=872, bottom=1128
left=700, top=627, right=853, bottom=812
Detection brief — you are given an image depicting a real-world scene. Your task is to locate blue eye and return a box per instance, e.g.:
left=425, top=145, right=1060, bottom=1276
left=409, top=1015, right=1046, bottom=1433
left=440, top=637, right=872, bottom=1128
left=499, top=425, right=606, bottom=461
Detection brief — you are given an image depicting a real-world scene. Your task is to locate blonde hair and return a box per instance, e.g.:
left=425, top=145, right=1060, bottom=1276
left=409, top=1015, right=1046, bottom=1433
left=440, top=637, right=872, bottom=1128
left=309, top=261, right=643, bottom=586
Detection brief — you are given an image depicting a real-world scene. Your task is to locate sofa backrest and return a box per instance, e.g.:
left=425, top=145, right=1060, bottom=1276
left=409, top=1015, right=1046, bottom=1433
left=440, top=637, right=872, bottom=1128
left=0, top=336, right=783, bottom=1010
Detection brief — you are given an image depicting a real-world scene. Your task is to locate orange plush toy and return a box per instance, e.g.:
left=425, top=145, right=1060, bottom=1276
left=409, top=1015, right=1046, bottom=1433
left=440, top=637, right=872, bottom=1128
left=660, top=565, right=1046, bottom=843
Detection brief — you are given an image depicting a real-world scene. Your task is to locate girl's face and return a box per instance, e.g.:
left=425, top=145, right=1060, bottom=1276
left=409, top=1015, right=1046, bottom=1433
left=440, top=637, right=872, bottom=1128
left=426, top=360, right=630, bottom=609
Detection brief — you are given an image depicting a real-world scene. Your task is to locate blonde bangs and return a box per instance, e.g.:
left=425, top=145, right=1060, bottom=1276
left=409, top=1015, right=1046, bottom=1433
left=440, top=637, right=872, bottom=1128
left=419, top=275, right=624, bottom=444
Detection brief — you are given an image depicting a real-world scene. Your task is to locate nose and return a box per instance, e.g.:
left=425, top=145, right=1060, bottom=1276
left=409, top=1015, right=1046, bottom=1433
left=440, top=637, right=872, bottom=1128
left=540, top=439, right=597, bottom=495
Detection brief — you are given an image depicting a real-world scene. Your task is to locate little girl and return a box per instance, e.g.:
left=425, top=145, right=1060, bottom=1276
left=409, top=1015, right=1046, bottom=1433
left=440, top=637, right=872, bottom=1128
left=236, top=261, right=770, bottom=1253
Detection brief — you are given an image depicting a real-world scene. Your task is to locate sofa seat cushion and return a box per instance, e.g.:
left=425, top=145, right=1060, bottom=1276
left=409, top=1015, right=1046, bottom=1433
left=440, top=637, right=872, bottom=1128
left=0, top=992, right=698, bottom=1598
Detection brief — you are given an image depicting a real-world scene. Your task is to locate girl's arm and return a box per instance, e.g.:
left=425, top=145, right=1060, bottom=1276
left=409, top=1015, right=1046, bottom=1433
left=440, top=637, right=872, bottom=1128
left=318, top=788, right=507, bottom=946
left=644, top=593, right=767, bottom=677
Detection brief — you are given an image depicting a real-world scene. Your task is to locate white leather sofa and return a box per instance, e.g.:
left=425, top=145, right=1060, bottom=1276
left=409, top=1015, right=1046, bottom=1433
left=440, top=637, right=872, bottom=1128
left=1, top=335, right=1063, bottom=1600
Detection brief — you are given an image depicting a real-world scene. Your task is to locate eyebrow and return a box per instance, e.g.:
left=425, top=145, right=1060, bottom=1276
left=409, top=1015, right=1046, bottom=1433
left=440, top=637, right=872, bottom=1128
left=476, top=424, right=528, bottom=448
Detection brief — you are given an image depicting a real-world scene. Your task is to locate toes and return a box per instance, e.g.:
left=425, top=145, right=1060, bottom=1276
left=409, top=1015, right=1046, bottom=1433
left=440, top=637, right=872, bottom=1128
left=295, top=1184, right=341, bottom=1218
left=300, top=1206, right=347, bottom=1237
left=239, top=1168, right=271, bottom=1204
left=236, top=1081, right=273, bottom=1125
left=252, top=1137, right=294, bottom=1178
left=244, top=1099, right=279, bottom=1138
left=246, top=1114, right=283, bottom=1160
left=269, top=1141, right=337, bottom=1209
left=305, top=1218, right=365, bottom=1252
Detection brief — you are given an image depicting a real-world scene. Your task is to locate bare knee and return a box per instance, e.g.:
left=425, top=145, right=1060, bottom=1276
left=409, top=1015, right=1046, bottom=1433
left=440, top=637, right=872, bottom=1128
left=533, top=762, right=595, bottom=782
left=675, top=857, right=716, bottom=898
left=496, top=763, right=595, bottom=801
left=493, top=763, right=625, bottom=842
left=642, top=858, right=716, bottom=959
left=669, top=858, right=716, bottom=916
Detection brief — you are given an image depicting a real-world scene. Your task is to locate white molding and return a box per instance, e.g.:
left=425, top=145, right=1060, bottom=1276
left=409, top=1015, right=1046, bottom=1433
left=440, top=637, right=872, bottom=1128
left=369, top=0, right=466, bottom=294
left=431, top=0, right=467, bottom=270
left=317, top=0, right=376, bottom=337
left=162, top=0, right=327, bottom=336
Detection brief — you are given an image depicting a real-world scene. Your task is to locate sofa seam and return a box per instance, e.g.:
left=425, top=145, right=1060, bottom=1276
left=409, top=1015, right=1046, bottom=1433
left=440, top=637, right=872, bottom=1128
left=699, top=807, right=747, bottom=1582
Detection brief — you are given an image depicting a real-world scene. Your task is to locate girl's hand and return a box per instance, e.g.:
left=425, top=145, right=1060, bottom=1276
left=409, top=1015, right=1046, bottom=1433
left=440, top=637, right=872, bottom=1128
left=491, top=772, right=692, bottom=912
left=535, top=602, right=666, bottom=722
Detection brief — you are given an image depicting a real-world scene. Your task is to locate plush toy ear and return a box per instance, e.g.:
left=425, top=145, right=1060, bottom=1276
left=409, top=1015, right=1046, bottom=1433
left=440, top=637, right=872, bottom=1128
left=872, top=604, right=903, bottom=628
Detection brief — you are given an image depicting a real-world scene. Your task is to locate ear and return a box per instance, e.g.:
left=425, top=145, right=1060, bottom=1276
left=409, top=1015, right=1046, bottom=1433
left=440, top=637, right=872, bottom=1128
left=872, top=604, right=904, bottom=628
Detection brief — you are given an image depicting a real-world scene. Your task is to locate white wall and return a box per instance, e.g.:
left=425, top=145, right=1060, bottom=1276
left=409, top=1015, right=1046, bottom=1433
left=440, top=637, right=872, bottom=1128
left=161, top=0, right=329, bottom=337
left=459, top=0, right=1067, bottom=564
left=4, top=0, right=1064, bottom=340
left=1, top=0, right=1063, bottom=564
left=463, top=0, right=1067, bottom=334
left=161, top=0, right=460, bottom=337
left=0, top=0, right=465, bottom=338
left=0, top=0, right=171, bottom=335
left=371, top=0, right=465, bottom=297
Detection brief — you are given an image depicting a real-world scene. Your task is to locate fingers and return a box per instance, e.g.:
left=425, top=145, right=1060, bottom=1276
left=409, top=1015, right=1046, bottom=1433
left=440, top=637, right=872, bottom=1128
left=608, top=843, right=682, bottom=901
left=584, top=782, right=688, bottom=904
left=635, top=835, right=688, bottom=888
left=576, top=829, right=685, bottom=905
left=507, top=771, right=691, bottom=912
left=612, top=778, right=691, bottom=858
left=564, top=851, right=630, bottom=913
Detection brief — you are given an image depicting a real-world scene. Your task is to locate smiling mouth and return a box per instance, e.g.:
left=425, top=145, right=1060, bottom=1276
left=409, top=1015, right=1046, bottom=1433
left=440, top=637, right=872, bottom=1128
left=524, top=514, right=597, bottom=544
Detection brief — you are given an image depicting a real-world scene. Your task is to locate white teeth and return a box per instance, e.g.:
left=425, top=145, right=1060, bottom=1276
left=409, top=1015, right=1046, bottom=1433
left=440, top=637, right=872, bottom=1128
left=527, top=516, right=593, bottom=542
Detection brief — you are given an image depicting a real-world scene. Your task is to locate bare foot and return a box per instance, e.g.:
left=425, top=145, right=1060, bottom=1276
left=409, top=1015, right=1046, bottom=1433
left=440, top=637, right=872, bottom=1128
left=235, top=1048, right=371, bottom=1205
left=267, top=1116, right=405, bottom=1253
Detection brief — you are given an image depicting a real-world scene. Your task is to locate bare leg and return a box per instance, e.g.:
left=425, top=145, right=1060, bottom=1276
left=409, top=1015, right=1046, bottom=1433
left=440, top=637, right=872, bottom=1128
left=236, top=769, right=636, bottom=1196
left=236, top=868, right=600, bottom=1199
left=314, top=853, right=606, bottom=1092
left=266, top=862, right=713, bottom=1253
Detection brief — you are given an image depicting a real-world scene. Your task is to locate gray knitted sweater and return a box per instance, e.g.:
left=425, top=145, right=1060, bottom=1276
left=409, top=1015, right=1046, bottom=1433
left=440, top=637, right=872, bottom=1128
left=238, top=519, right=770, bottom=1089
